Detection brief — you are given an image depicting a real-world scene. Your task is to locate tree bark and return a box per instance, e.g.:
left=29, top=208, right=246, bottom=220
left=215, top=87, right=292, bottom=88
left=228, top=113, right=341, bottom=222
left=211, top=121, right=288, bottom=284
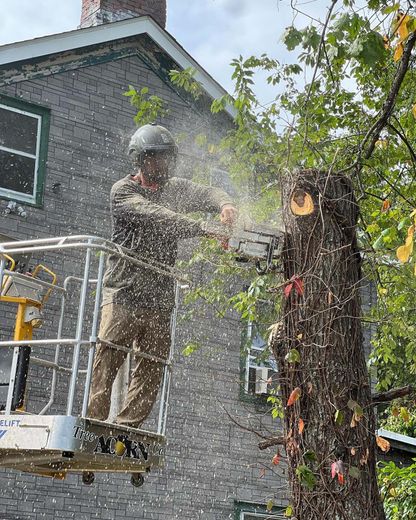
left=270, top=169, right=385, bottom=519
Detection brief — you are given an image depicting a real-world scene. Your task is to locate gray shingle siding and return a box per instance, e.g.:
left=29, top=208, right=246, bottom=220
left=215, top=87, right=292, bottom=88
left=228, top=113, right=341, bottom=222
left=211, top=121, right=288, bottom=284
left=0, top=51, right=286, bottom=519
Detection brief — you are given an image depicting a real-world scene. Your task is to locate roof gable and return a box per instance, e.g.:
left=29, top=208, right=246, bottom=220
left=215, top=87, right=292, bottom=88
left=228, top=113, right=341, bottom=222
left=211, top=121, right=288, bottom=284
left=0, top=16, right=235, bottom=118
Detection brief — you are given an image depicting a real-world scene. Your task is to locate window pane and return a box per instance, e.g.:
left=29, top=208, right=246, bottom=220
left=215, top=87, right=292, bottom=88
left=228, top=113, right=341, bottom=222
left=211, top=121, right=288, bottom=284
left=242, top=514, right=282, bottom=519
left=0, top=107, right=38, bottom=155
left=0, top=150, right=35, bottom=195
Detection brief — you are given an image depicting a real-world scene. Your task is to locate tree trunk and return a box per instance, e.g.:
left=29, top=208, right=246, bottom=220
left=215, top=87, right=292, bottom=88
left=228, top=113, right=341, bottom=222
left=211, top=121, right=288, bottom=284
left=271, top=170, right=385, bottom=519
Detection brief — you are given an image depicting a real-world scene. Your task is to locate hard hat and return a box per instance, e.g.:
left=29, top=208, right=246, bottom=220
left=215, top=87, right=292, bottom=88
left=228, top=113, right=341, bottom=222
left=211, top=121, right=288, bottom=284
left=128, top=123, right=178, bottom=165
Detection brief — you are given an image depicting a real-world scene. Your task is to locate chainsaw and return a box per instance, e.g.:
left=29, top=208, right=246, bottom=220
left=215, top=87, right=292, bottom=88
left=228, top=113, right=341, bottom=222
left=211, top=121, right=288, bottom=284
left=227, top=223, right=284, bottom=275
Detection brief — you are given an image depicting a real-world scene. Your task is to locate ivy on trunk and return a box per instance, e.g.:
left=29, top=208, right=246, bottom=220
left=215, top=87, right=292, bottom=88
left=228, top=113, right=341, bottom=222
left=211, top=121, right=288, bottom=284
left=270, top=169, right=385, bottom=519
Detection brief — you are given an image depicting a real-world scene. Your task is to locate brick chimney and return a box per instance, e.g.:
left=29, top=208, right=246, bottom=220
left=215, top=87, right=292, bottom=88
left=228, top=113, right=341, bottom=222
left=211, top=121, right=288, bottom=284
left=80, top=0, right=167, bottom=29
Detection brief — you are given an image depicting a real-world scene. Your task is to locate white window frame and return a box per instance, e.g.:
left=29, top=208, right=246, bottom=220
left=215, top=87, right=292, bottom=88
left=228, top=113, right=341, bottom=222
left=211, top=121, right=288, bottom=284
left=0, top=103, right=43, bottom=204
left=244, top=321, right=278, bottom=397
left=240, top=511, right=283, bottom=519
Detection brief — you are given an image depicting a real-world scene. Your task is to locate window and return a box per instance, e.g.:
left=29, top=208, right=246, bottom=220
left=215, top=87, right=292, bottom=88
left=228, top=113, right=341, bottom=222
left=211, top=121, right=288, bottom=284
left=0, top=95, right=50, bottom=206
left=240, top=514, right=282, bottom=520
left=241, top=320, right=278, bottom=400
left=234, top=501, right=285, bottom=519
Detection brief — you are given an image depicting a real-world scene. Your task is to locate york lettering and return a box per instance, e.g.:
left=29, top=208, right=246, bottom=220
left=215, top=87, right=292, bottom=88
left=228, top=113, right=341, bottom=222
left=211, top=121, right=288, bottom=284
left=93, top=434, right=150, bottom=460
left=94, top=435, right=115, bottom=454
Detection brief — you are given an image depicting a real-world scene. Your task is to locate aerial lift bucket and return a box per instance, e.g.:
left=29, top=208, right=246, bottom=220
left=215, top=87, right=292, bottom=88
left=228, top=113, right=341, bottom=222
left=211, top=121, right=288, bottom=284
left=0, top=236, right=182, bottom=486
left=0, top=227, right=283, bottom=486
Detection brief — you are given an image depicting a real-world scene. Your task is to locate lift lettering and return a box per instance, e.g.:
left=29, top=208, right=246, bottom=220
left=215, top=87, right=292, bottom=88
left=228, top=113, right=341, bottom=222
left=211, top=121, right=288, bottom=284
left=0, top=419, right=20, bottom=427
left=94, top=434, right=150, bottom=460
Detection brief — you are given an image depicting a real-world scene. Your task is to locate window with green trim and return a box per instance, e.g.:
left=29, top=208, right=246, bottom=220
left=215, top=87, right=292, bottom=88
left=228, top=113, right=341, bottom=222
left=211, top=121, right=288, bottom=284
left=234, top=500, right=285, bottom=519
left=0, top=95, right=50, bottom=206
left=243, top=321, right=278, bottom=397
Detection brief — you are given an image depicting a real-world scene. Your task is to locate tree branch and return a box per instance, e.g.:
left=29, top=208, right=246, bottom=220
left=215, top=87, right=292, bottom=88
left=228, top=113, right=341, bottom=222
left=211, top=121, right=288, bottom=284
left=359, top=31, right=416, bottom=167
left=372, top=385, right=414, bottom=404
left=387, top=122, right=416, bottom=163
left=219, top=402, right=273, bottom=440
left=258, top=436, right=287, bottom=450
left=339, top=31, right=416, bottom=176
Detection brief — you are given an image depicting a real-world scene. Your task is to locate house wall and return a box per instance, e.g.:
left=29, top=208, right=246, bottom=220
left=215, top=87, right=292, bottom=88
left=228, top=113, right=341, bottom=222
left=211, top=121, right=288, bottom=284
left=0, top=52, right=287, bottom=519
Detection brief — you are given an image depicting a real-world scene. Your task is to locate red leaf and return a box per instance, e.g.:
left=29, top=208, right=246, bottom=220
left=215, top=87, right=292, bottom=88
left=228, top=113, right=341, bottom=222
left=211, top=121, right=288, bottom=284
left=331, top=460, right=345, bottom=484
left=272, top=452, right=281, bottom=465
left=293, top=277, right=304, bottom=296
left=287, top=387, right=301, bottom=407
left=284, top=282, right=294, bottom=298
left=298, top=418, right=305, bottom=435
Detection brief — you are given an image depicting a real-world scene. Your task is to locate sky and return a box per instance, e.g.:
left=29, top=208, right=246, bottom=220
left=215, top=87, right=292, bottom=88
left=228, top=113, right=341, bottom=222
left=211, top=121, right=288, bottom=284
left=0, top=0, right=299, bottom=104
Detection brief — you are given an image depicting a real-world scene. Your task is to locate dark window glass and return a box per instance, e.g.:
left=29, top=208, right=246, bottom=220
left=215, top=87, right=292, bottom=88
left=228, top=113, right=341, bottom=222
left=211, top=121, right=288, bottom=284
left=0, top=107, right=38, bottom=155
left=0, top=150, right=35, bottom=195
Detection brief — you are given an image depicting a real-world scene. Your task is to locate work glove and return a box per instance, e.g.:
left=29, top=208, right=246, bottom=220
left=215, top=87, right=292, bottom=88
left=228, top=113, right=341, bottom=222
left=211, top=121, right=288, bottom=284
left=220, top=204, right=238, bottom=226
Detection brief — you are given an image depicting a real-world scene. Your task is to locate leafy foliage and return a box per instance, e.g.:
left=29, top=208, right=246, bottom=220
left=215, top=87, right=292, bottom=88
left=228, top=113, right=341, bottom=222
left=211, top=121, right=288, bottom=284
left=379, top=460, right=416, bottom=520
left=381, top=403, right=416, bottom=438
left=123, top=86, right=166, bottom=125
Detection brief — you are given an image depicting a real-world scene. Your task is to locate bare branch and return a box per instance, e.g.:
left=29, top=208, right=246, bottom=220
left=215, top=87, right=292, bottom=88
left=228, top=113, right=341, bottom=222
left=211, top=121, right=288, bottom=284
left=372, top=385, right=414, bottom=404
left=219, top=402, right=272, bottom=440
left=258, top=436, right=287, bottom=450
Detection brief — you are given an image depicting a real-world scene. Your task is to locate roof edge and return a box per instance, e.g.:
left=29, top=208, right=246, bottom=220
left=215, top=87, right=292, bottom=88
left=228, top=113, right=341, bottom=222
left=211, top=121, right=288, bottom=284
left=0, top=16, right=236, bottom=118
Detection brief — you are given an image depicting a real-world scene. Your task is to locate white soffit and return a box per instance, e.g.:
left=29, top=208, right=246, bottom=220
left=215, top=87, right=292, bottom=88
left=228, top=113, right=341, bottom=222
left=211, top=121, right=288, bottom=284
left=0, top=16, right=236, bottom=117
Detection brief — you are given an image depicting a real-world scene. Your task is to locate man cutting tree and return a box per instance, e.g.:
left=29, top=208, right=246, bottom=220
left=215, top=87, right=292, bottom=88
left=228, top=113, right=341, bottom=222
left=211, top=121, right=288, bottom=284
left=88, top=123, right=237, bottom=428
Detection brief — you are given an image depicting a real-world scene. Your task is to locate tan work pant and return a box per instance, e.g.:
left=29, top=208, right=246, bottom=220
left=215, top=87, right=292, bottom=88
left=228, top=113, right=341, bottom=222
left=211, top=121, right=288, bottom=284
left=87, top=303, right=171, bottom=428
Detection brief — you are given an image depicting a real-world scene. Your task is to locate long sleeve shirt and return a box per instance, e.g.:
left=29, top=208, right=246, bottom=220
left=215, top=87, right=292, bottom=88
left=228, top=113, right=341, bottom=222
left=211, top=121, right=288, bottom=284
left=102, top=175, right=234, bottom=310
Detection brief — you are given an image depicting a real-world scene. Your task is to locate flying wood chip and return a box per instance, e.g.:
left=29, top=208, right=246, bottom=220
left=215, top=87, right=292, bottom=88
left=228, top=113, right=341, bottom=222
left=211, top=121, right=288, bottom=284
left=290, top=189, right=314, bottom=216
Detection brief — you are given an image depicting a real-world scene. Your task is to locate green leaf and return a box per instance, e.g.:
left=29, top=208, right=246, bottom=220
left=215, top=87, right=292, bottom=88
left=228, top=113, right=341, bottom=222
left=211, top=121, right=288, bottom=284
left=285, top=348, right=301, bottom=363
left=347, top=399, right=358, bottom=410
left=398, top=218, right=410, bottom=231
left=335, top=409, right=344, bottom=426
left=182, top=342, right=200, bottom=356
left=354, top=404, right=364, bottom=419
left=373, top=234, right=385, bottom=250
left=296, top=464, right=317, bottom=490
left=266, top=499, right=274, bottom=512
left=349, top=466, right=361, bottom=479
left=282, top=26, right=303, bottom=50
left=382, top=3, right=400, bottom=14
left=348, top=31, right=386, bottom=68
left=303, top=450, right=317, bottom=463
left=284, top=505, right=294, bottom=517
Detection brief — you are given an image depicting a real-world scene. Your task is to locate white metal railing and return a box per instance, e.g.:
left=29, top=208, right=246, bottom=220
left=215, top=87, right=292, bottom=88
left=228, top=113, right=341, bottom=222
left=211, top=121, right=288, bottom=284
left=0, top=235, right=187, bottom=436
